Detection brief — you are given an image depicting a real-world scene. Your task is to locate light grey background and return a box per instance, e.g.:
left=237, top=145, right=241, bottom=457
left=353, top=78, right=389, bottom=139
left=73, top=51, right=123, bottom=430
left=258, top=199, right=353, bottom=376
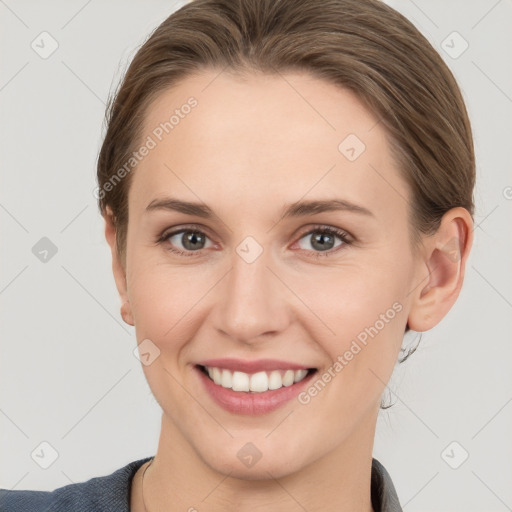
left=1, top=1, right=511, bottom=510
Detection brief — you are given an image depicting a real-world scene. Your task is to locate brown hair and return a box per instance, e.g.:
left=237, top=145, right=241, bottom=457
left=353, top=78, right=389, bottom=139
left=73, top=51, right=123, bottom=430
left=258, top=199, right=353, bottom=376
left=96, top=0, right=475, bottom=373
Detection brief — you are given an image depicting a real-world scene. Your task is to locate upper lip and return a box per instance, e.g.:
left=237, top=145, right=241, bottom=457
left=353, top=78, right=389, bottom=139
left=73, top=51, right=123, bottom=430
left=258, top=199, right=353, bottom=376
left=196, top=358, right=314, bottom=373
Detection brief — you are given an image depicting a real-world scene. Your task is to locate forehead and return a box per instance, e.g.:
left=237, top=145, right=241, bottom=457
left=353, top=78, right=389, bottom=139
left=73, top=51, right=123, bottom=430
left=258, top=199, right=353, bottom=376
left=142, top=69, right=381, bottom=151
left=129, top=69, right=408, bottom=218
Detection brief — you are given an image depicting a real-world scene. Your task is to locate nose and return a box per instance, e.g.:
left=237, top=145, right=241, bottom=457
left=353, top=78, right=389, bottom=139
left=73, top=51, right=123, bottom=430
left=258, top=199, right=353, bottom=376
left=212, top=244, right=291, bottom=346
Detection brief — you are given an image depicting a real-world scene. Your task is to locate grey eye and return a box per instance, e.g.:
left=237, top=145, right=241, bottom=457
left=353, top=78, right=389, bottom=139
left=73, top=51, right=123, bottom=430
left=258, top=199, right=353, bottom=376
left=167, top=230, right=212, bottom=251
left=297, top=230, right=345, bottom=252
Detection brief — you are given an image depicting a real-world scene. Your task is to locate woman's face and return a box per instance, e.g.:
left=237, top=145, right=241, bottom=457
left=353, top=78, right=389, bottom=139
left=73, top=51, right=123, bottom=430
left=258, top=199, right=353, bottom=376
left=119, top=70, right=422, bottom=478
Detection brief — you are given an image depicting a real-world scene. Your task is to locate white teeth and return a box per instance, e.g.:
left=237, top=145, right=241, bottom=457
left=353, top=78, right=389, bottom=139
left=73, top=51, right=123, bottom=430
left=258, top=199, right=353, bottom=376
left=221, top=369, right=232, bottom=388
left=294, top=369, right=308, bottom=382
left=212, top=367, right=222, bottom=385
left=203, top=366, right=311, bottom=393
left=282, top=369, right=294, bottom=387
left=232, top=371, right=250, bottom=392
left=268, top=370, right=282, bottom=390
left=249, top=371, right=268, bottom=393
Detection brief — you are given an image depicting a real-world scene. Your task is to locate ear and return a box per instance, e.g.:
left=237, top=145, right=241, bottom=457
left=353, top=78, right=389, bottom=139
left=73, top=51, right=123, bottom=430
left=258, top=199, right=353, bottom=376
left=104, top=206, right=134, bottom=326
left=408, top=207, right=474, bottom=332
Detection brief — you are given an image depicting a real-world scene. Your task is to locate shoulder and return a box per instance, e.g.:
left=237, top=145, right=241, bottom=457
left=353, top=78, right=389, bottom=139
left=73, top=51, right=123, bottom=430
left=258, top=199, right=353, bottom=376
left=371, top=457, right=403, bottom=512
left=0, top=456, right=152, bottom=512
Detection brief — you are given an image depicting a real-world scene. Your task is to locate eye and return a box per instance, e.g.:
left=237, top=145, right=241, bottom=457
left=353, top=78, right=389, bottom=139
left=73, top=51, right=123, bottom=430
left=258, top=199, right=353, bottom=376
left=294, top=225, right=351, bottom=257
left=157, top=227, right=214, bottom=257
left=157, top=224, right=352, bottom=258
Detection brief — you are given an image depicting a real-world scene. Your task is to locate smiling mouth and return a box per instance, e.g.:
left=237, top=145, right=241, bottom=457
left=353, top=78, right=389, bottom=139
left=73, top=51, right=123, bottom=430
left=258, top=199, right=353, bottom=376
left=197, top=364, right=317, bottom=393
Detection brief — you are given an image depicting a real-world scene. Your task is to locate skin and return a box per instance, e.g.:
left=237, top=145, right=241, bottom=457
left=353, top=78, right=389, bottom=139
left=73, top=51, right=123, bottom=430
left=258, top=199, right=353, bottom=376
left=103, top=69, right=473, bottom=511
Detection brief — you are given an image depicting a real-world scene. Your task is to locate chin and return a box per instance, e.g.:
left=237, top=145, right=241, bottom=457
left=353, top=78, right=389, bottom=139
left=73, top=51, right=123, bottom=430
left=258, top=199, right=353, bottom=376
left=197, top=440, right=309, bottom=481
left=209, top=456, right=302, bottom=481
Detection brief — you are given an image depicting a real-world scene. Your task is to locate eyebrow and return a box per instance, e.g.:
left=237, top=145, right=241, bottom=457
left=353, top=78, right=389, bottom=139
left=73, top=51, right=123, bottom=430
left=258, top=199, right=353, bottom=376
left=145, top=197, right=374, bottom=219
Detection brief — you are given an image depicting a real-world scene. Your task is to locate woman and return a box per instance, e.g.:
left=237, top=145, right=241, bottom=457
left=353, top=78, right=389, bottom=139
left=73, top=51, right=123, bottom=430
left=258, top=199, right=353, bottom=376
left=0, top=0, right=475, bottom=510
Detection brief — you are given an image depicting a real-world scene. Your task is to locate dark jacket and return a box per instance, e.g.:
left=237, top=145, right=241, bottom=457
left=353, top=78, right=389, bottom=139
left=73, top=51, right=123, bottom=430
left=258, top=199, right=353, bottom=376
left=0, top=456, right=403, bottom=511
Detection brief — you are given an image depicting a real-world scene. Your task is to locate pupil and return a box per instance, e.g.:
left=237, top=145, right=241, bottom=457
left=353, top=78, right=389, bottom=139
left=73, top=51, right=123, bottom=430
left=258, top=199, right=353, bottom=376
left=184, top=231, right=204, bottom=250
left=312, top=232, right=333, bottom=251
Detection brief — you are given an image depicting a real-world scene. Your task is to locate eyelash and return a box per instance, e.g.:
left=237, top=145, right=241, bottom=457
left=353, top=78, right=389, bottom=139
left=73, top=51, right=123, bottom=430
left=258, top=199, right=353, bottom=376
left=156, top=224, right=352, bottom=259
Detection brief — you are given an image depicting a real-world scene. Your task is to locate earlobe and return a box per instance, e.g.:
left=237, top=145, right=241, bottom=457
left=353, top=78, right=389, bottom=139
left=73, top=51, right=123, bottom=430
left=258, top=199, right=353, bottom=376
left=103, top=207, right=134, bottom=326
left=121, top=300, right=135, bottom=326
left=407, top=207, right=474, bottom=332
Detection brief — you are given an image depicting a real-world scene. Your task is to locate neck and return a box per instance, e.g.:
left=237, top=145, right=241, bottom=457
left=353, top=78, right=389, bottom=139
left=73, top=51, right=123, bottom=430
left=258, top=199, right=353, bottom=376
left=137, top=410, right=378, bottom=512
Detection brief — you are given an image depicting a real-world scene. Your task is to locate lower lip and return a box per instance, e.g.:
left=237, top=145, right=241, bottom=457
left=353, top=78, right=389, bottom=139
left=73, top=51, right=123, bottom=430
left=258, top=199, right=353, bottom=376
left=195, top=366, right=316, bottom=415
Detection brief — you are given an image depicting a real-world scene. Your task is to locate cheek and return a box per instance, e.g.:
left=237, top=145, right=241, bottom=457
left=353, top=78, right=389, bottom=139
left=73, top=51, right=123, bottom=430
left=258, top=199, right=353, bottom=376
left=293, top=257, right=409, bottom=349
left=127, top=245, right=197, bottom=327
left=127, top=258, right=217, bottom=366
left=293, top=255, right=410, bottom=408
left=129, top=275, right=174, bottom=337
left=127, top=264, right=202, bottom=402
